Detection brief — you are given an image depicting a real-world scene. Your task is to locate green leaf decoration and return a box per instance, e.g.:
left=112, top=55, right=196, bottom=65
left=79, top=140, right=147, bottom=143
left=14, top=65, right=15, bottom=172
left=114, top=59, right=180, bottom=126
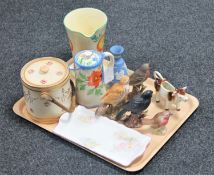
left=99, top=83, right=104, bottom=89
left=76, top=78, right=84, bottom=84
left=87, top=88, right=95, bottom=95
left=91, top=35, right=96, bottom=40
left=79, top=72, right=87, bottom=80
left=80, top=85, right=86, bottom=90
left=79, top=57, right=84, bottom=64
left=95, top=88, right=101, bottom=95
left=91, top=34, right=99, bottom=42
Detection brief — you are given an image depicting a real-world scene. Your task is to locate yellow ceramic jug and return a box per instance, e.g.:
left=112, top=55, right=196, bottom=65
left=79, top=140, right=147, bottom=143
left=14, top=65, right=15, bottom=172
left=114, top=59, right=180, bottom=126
left=64, top=8, right=107, bottom=56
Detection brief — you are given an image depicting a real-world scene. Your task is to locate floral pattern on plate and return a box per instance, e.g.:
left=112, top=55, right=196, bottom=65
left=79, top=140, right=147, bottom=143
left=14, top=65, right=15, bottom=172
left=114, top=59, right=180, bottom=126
left=81, top=138, right=100, bottom=149
left=53, top=106, right=151, bottom=167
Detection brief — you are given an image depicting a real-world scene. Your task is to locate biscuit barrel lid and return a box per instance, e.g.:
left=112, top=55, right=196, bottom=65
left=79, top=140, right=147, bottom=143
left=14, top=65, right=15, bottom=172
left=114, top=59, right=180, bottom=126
left=21, top=57, right=69, bottom=90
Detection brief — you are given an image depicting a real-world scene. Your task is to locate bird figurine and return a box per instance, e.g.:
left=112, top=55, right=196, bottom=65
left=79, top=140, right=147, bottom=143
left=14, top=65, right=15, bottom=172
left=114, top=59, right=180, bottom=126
left=141, top=111, right=173, bottom=134
left=116, top=90, right=153, bottom=121
left=95, top=76, right=129, bottom=117
left=141, top=111, right=172, bottom=128
left=129, top=63, right=150, bottom=89
left=123, top=113, right=146, bottom=128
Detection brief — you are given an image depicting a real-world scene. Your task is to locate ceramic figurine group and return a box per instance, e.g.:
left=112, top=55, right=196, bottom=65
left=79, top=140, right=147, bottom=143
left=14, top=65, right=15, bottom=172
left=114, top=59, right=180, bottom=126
left=20, top=8, right=189, bottom=133
left=95, top=64, right=187, bottom=131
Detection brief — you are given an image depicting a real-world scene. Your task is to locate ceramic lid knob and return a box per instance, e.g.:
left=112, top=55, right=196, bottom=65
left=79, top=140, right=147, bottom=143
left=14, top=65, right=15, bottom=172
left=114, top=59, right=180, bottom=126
left=40, top=65, right=49, bottom=74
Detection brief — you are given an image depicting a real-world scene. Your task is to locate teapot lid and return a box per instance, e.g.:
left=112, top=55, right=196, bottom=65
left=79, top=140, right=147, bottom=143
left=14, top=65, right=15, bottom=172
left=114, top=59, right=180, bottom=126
left=74, top=50, right=102, bottom=70
left=21, top=57, right=69, bottom=90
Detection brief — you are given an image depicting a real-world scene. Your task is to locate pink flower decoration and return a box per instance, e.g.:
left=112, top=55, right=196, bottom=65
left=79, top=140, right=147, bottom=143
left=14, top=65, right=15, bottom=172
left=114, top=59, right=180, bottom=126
left=28, top=69, right=34, bottom=74
left=56, top=71, right=63, bottom=76
left=40, top=79, right=47, bottom=84
left=118, top=142, right=127, bottom=149
left=114, top=142, right=128, bottom=151
left=46, top=61, right=53, bottom=66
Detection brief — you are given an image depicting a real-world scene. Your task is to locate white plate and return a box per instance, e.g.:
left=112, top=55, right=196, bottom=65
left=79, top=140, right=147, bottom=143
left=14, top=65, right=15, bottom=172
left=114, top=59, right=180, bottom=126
left=53, top=105, right=151, bottom=167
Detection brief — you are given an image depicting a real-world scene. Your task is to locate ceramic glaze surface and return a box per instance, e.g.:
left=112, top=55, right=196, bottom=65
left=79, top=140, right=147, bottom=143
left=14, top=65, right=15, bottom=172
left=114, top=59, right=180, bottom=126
left=74, top=50, right=114, bottom=107
left=64, top=8, right=107, bottom=56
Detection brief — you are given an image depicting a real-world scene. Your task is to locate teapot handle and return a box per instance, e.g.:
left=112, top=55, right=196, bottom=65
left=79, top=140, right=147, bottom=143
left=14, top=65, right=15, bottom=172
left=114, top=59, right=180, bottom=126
left=102, top=52, right=115, bottom=84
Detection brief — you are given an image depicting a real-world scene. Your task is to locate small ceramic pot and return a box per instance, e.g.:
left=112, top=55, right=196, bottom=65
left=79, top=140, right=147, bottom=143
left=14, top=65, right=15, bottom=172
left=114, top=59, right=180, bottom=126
left=20, top=57, right=74, bottom=124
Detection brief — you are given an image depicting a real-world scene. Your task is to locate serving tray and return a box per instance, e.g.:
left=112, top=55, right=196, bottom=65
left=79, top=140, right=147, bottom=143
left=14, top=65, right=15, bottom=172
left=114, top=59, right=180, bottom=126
left=13, top=76, right=199, bottom=172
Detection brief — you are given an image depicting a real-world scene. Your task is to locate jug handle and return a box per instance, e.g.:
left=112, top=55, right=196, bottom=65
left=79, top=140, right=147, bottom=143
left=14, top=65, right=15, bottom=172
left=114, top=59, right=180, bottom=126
left=154, top=71, right=164, bottom=80
left=103, top=52, right=114, bottom=67
left=102, top=52, right=115, bottom=84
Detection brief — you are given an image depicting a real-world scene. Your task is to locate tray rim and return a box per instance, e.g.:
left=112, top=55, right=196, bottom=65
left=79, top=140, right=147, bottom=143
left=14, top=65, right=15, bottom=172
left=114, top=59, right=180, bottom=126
left=12, top=78, right=199, bottom=172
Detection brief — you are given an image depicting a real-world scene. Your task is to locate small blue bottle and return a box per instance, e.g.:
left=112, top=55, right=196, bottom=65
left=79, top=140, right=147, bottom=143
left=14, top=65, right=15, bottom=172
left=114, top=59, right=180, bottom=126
left=110, top=45, right=128, bottom=83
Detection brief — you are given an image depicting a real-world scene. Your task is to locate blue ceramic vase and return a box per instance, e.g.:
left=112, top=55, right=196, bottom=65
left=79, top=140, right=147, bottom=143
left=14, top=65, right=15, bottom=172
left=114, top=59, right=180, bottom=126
left=110, top=45, right=128, bottom=83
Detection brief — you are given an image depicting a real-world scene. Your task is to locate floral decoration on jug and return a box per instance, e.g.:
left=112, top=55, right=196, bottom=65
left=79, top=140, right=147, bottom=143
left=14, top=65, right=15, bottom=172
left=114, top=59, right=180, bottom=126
left=76, top=70, right=104, bottom=96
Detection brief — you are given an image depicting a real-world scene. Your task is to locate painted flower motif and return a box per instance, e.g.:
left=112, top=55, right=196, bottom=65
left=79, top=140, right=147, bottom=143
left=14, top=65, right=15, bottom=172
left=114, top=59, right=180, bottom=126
left=78, top=115, right=96, bottom=124
left=115, top=70, right=125, bottom=80
left=28, top=69, right=34, bottom=74
left=56, top=71, right=63, bottom=76
left=97, top=32, right=105, bottom=52
left=82, top=138, right=100, bottom=149
left=115, top=142, right=129, bottom=150
left=40, top=79, right=47, bottom=84
left=46, top=61, right=53, bottom=66
left=87, top=71, right=102, bottom=88
left=112, top=132, right=140, bottom=152
left=24, top=89, right=38, bottom=103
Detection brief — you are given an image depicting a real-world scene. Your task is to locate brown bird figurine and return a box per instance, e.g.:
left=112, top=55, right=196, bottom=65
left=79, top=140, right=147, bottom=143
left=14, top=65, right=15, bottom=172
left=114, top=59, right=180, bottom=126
left=129, top=63, right=150, bottom=89
left=95, top=76, right=129, bottom=117
left=128, top=64, right=150, bottom=100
